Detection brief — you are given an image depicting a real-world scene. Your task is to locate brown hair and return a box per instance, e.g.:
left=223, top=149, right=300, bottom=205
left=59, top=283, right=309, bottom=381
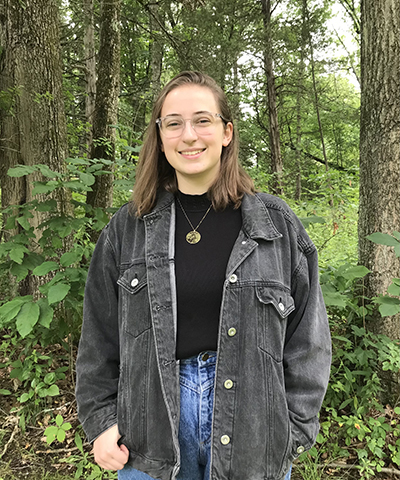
left=132, top=71, right=254, bottom=216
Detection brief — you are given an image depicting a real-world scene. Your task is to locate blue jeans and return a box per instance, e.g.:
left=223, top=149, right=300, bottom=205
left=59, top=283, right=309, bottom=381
left=118, top=352, right=292, bottom=480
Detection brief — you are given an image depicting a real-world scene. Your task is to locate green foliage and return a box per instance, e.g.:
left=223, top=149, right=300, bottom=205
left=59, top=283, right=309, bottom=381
left=367, top=231, right=400, bottom=317
left=305, top=259, right=400, bottom=478
left=44, top=414, right=72, bottom=444
left=59, top=430, right=117, bottom=479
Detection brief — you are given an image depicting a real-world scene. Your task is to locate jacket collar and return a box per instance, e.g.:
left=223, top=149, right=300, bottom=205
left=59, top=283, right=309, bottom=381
left=241, top=193, right=283, bottom=241
left=147, top=189, right=282, bottom=241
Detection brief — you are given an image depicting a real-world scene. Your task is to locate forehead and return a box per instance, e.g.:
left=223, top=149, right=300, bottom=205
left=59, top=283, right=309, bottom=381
left=161, top=85, right=219, bottom=117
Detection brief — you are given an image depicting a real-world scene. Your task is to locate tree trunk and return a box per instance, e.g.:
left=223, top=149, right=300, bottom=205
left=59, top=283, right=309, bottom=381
left=261, top=0, right=284, bottom=195
left=149, top=1, right=163, bottom=102
left=84, top=0, right=96, bottom=154
left=358, top=0, right=400, bottom=342
left=0, top=0, right=70, bottom=295
left=303, top=0, right=333, bottom=206
left=86, top=0, right=121, bottom=220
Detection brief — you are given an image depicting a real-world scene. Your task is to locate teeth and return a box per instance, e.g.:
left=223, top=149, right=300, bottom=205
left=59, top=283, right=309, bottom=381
left=181, top=150, right=203, bottom=156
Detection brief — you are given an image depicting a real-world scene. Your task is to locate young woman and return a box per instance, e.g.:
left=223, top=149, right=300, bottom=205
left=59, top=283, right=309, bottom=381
left=76, top=71, right=331, bottom=480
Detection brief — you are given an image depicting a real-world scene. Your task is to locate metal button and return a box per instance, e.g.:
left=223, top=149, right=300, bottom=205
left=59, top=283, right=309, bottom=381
left=202, top=353, right=209, bottom=361
left=131, top=278, right=139, bottom=287
left=228, top=327, right=237, bottom=337
left=296, top=445, right=305, bottom=454
left=221, top=435, right=230, bottom=445
left=241, top=240, right=247, bottom=245
left=229, top=274, right=238, bottom=283
left=224, top=379, right=233, bottom=389
left=278, top=302, right=285, bottom=312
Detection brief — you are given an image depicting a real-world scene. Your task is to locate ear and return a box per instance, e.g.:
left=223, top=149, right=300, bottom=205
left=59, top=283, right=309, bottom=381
left=222, top=122, right=233, bottom=147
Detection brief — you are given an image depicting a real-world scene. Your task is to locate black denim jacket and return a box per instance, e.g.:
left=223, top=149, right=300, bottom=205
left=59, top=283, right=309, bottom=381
left=76, top=191, right=331, bottom=480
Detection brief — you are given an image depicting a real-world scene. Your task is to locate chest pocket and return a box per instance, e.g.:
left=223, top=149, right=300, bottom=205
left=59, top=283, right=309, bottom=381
left=256, top=285, right=295, bottom=362
left=117, top=263, right=151, bottom=337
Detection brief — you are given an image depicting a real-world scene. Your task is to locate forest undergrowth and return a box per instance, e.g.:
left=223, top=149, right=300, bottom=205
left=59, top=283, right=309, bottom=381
left=0, top=161, right=399, bottom=480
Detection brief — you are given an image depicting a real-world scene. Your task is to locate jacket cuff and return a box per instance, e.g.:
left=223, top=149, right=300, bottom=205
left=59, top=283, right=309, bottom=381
left=81, top=403, right=118, bottom=444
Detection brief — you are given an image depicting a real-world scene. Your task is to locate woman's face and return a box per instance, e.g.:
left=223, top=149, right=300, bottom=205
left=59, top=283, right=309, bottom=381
left=159, top=85, right=233, bottom=194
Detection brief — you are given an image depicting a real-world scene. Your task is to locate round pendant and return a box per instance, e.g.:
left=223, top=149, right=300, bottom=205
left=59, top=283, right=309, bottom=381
left=186, top=230, right=201, bottom=244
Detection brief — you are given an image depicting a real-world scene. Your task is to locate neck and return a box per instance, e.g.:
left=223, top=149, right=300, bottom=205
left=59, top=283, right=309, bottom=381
left=175, top=168, right=219, bottom=195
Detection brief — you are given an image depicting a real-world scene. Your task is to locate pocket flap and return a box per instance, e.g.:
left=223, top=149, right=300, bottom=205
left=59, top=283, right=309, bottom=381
left=117, top=265, right=147, bottom=294
left=256, top=285, right=295, bottom=318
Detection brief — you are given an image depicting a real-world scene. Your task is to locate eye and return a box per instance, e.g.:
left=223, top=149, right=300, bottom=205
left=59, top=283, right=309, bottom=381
left=194, top=114, right=213, bottom=126
left=164, top=117, right=183, bottom=129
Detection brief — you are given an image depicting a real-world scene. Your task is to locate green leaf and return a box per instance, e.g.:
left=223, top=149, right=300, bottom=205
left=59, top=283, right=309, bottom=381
left=299, top=215, right=326, bottom=228
left=38, top=300, right=54, bottom=329
left=58, top=225, right=72, bottom=238
left=79, top=172, right=96, bottom=186
left=332, top=335, right=352, bottom=344
left=387, top=282, right=400, bottom=296
left=33, top=261, right=59, bottom=276
left=47, top=283, right=71, bottom=305
left=56, top=414, right=63, bottom=426
left=60, top=250, right=83, bottom=267
left=44, top=426, right=58, bottom=444
left=7, top=165, right=37, bottom=177
left=44, top=372, right=56, bottom=385
left=10, top=262, right=29, bottom=281
left=366, top=232, right=399, bottom=247
left=0, top=389, right=11, bottom=395
left=9, top=245, right=27, bottom=264
left=36, top=199, right=58, bottom=212
left=63, top=180, right=91, bottom=192
left=378, top=301, right=400, bottom=317
left=45, top=384, right=59, bottom=396
left=57, top=429, right=66, bottom=442
left=341, top=266, right=370, bottom=280
left=37, top=164, right=60, bottom=178
left=75, top=431, right=83, bottom=452
left=322, top=290, right=347, bottom=307
left=4, top=216, right=16, bottom=229
left=20, top=392, right=31, bottom=403
left=15, top=302, right=40, bottom=338
left=17, top=216, right=31, bottom=231
left=62, top=422, right=72, bottom=431
left=0, top=297, right=30, bottom=324
left=32, top=182, right=58, bottom=195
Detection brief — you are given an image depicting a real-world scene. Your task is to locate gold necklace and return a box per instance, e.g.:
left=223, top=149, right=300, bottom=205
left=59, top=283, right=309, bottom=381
left=176, top=196, right=212, bottom=244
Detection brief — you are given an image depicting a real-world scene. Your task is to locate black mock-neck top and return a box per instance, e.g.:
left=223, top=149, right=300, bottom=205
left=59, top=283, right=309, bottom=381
left=175, top=191, right=242, bottom=359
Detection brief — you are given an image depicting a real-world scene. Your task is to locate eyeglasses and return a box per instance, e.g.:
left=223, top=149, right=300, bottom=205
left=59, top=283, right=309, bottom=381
left=156, top=111, right=228, bottom=139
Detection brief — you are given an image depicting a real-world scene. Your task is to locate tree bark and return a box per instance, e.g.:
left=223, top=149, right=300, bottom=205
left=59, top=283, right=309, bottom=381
left=86, top=0, right=121, bottom=219
left=149, top=1, right=163, bottom=102
left=84, top=0, right=96, bottom=154
left=0, top=0, right=71, bottom=296
left=358, top=0, right=400, bottom=341
left=261, top=0, right=284, bottom=195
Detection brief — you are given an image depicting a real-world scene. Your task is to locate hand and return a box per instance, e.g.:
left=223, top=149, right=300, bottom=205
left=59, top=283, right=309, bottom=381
left=93, top=424, right=129, bottom=470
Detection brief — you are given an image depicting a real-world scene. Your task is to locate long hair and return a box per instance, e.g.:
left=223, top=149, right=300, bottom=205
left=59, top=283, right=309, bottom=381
left=132, top=71, right=254, bottom=216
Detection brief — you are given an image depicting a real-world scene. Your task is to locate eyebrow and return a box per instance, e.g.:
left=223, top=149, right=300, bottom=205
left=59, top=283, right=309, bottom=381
left=163, top=110, right=212, bottom=117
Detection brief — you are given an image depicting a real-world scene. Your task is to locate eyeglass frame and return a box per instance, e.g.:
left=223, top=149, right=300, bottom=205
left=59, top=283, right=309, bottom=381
left=155, top=111, right=230, bottom=138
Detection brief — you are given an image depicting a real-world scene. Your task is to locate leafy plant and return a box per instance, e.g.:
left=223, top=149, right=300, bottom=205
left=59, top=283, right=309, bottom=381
left=366, top=231, right=400, bottom=316
left=44, top=414, right=72, bottom=444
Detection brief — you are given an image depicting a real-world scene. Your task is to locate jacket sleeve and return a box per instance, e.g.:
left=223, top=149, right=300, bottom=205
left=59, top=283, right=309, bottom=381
left=75, top=223, right=120, bottom=443
left=284, top=232, right=331, bottom=456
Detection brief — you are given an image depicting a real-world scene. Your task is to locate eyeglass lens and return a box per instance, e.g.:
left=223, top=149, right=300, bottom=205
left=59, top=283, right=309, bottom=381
left=159, top=112, right=220, bottom=138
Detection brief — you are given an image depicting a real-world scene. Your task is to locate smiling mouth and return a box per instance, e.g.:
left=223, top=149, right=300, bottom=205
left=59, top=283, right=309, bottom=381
left=179, top=149, right=206, bottom=156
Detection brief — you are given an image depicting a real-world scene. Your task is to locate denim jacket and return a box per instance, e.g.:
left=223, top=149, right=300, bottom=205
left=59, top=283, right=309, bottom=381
left=76, top=190, right=331, bottom=480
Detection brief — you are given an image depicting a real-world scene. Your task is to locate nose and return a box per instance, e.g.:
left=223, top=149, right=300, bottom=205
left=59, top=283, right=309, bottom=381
left=181, top=119, right=198, bottom=142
